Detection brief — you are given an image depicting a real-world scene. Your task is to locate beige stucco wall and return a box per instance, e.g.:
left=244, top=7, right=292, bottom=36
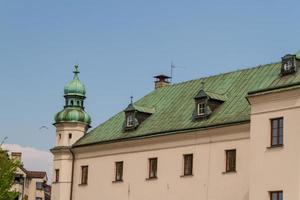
left=55, top=123, right=87, bottom=147
left=12, top=167, right=27, bottom=200
left=27, top=177, right=46, bottom=200
left=52, top=122, right=87, bottom=200
left=70, top=124, right=250, bottom=200
left=248, top=88, right=300, bottom=200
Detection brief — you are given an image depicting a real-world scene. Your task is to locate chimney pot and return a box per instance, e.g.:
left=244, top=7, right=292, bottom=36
left=154, top=74, right=171, bottom=89
left=11, top=152, right=22, bottom=162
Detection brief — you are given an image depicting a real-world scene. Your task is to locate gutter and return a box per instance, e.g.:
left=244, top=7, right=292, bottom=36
left=248, top=81, right=300, bottom=96
left=69, top=148, right=75, bottom=200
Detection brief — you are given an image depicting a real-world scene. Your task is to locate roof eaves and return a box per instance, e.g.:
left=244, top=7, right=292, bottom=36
left=72, top=119, right=250, bottom=148
left=247, top=81, right=300, bottom=97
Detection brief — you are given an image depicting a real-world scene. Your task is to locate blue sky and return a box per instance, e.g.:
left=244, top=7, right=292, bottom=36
left=1, top=0, right=300, bottom=151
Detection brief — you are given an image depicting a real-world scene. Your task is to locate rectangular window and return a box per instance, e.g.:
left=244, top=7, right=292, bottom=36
left=197, top=103, right=205, bottom=116
left=36, top=198, right=42, bottom=200
left=81, top=166, right=88, bottom=185
left=55, top=169, right=59, bottom=182
left=271, top=118, right=283, bottom=146
left=148, top=158, right=158, bottom=179
left=270, top=191, right=283, bottom=200
left=115, top=161, right=123, bottom=182
left=36, top=182, right=43, bottom=190
left=126, top=115, right=134, bottom=127
left=225, top=149, right=236, bottom=172
left=183, top=154, right=193, bottom=176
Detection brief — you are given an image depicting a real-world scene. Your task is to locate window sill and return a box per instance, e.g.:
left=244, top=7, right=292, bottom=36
left=180, top=174, right=193, bottom=178
left=78, top=183, right=88, bottom=186
left=112, top=180, right=123, bottom=184
left=146, top=177, right=158, bottom=181
left=222, top=170, right=237, bottom=174
left=267, top=144, right=283, bottom=149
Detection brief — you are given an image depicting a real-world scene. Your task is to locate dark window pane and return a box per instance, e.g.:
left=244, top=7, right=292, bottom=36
left=115, top=161, right=123, bottom=181
left=279, top=119, right=283, bottom=128
left=279, top=128, right=283, bottom=136
left=226, top=150, right=236, bottom=172
left=272, top=136, right=278, bottom=145
left=279, top=136, right=283, bottom=145
left=271, top=118, right=284, bottom=146
left=149, top=158, right=157, bottom=178
left=183, top=154, right=193, bottom=175
left=279, top=192, right=283, bottom=200
left=81, top=166, right=88, bottom=184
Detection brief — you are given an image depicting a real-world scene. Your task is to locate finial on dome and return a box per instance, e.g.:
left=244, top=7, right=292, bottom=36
left=73, top=65, right=80, bottom=77
left=130, top=96, right=133, bottom=104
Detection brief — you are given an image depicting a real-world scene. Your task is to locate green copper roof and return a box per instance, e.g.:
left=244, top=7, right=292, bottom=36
left=74, top=60, right=300, bottom=147
left=64, top=65, right=86, bottom=97
left=124, top=103, right=155, bottom=114
left=296, top=50, right=300, bottom=60
left=55, top=107, right=91, bottom=125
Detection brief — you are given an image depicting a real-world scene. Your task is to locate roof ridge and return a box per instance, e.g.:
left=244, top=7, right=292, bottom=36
left=162, top=61, right=280, bottom=88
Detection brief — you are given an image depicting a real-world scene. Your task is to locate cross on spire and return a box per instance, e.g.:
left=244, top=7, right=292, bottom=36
left=130, top=96, right=133, bottom=104
left=73, top=65, right=80, bottom=76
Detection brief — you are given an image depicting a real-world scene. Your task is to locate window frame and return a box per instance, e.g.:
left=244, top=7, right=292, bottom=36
left=197, top=102, right=205, bottom=116
left=80, top=165, right=88, bottom=185
left=36, top=182, right=43, bottom=190
left=55, top=169, right=59, bottom=183
left=182, top=154, right=193, bottom=176
left=148, top=158, right=158, bottom=179
left=126, top=114, right=134, bottom=127
left=270, top=117, right=284, bottom=147
left=225, top=149, right=236, bottom=173
left=114, top=161, right=124, bottom=182
left=269, top=191, right=283, bottom=200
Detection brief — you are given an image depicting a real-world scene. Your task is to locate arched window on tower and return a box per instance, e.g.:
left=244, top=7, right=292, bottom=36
left=70, top=100, right=74, bottom=106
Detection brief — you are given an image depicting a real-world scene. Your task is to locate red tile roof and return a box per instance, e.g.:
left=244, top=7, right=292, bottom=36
left=26, top=171, right=47, bottom=179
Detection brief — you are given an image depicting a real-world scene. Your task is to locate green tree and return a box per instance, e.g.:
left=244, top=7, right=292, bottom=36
left=0, top=148, right=19, bottom=200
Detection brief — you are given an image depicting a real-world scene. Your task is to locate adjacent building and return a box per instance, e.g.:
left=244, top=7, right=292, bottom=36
left=11, top=152, right=50, bottom=200
left=51, top=51, right=300, bottom=200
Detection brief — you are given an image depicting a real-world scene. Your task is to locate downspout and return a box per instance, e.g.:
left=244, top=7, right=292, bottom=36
left=21, top=177, right=25, bottom=200
left=69, top=148, right=75, bottom=200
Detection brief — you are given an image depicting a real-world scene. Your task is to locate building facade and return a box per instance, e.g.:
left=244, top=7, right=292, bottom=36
left=51, top=51, right=300, bottom=200
left=11, top=152, right=50, bottom=200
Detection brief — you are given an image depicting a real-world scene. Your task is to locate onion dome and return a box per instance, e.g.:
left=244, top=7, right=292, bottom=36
left=54, top=65, right=91, bottom=126
left=55, top=108, right=91, bottom=125
left=64, top=65, right=86, bottom=97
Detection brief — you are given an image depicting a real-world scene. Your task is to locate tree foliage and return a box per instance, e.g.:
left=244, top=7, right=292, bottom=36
left=0, top=148, right=19, bottom=200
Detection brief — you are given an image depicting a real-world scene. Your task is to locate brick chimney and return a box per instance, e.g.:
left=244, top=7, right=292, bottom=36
left=11, top=152, right=22, bottom=163
left=154, top=74, right=171, bottom=89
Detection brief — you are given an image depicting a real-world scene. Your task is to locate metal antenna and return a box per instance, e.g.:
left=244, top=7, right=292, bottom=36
left=170, top=61, right=175, bottom=83
left=170, top=62, right=187, bottom=83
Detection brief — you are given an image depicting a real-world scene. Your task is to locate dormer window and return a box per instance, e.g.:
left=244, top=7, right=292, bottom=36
left=197, top=102, right=205, bottom=116
left=281, top=54, right=296, bottom=75
left=123, top=101, right=155, bottom=132
left=126, top=115, right=134, bottom=127
left=194, top=86, right=225, bottom=121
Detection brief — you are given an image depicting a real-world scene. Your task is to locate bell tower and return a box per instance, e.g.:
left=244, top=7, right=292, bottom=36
left=51, top=65, right=91, bottom=200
